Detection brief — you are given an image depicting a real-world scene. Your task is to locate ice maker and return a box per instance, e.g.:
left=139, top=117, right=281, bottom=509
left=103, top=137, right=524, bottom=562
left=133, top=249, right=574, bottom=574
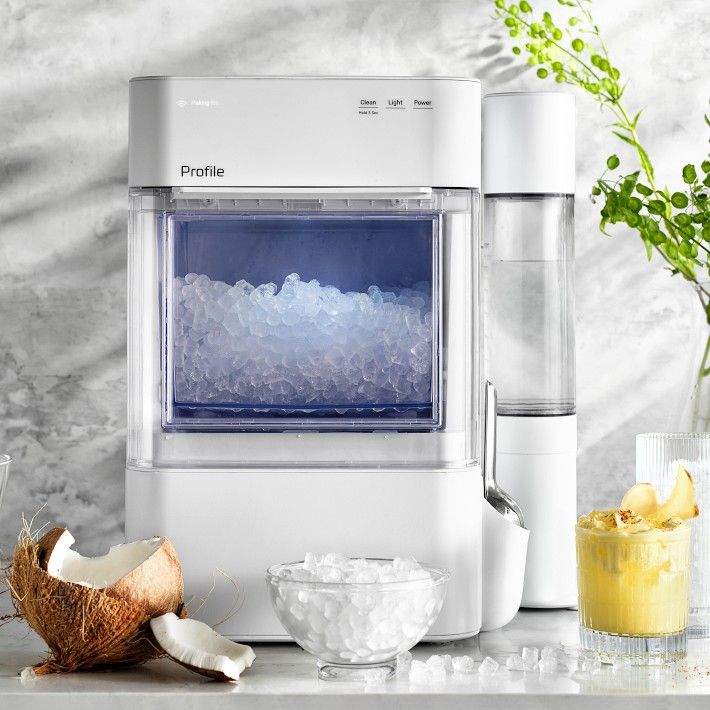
left=125, top=76, right=525, bottom=640
left=483, top=92, right=577, bottom=608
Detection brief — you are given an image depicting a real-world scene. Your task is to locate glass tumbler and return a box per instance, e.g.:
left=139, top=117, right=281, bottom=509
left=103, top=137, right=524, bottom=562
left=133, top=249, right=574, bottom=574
left=0, top=454, right=11, bottom=513
left=576, top=523, right=690, bottom=664
left=636, top=432, right=710, bottom=637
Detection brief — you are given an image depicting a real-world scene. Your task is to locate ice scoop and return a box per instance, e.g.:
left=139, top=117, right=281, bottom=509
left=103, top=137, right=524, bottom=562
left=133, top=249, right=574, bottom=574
left=480, top=380, right=529, bottom=631
left=483, top=381, right=525, bottom=527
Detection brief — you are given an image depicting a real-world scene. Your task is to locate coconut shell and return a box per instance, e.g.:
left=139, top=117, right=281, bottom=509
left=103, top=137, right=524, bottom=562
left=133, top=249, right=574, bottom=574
left=104, top=537, right=184, bottom=619
left=7, top=530, right=186, bottom=674
left=36, top=527, right=184, bottom=620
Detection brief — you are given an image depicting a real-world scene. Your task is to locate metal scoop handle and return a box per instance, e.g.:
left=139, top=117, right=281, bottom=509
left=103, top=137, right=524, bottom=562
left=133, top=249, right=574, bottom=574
left=483, top=380, right=525, bottom=528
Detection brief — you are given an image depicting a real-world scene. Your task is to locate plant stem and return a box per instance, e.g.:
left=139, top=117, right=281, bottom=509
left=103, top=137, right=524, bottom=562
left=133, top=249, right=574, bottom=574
left=692, top=328, right=710, bottom=430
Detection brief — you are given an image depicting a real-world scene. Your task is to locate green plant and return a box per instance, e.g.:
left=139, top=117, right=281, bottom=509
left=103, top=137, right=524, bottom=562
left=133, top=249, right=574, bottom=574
left=492, top=0, right=710, bottom=426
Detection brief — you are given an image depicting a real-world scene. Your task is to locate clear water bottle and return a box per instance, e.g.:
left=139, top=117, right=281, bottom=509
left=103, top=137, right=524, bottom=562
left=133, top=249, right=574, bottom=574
left=483, top=92, right=577, bottom=608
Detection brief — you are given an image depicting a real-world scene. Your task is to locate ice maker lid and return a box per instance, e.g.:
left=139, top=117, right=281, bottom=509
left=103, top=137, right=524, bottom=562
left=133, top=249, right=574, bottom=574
left=483, top=91, right=575, bottom=195
left=128, top=76, right=480, bottom=189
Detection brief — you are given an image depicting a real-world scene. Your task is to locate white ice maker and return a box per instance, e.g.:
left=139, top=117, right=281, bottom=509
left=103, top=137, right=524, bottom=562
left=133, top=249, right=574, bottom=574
left=125, top=76, right=526, bottom=640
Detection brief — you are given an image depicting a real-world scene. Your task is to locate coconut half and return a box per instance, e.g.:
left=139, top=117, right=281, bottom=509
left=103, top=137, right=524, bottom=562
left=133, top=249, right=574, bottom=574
left=38, top=528, right=184, bottom=618
left=151, top=613, right=255, bottom=682
left=9, top=526, right=186, bottom=674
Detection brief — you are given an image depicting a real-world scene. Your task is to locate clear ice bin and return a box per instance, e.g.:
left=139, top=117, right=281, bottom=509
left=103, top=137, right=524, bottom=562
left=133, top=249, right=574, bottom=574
left=127, top=188, right=479, bottom=470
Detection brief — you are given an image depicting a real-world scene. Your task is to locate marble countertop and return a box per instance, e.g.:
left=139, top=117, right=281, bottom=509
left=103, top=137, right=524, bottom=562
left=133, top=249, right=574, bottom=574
left=3, top=609, right=710, bottom=709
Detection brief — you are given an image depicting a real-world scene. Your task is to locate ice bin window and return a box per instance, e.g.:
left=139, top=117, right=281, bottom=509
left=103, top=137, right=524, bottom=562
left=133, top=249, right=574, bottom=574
left=163, top=212, right=441, bottom=431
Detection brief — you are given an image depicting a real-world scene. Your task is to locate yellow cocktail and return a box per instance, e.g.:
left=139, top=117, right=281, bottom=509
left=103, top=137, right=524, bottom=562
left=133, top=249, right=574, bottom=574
left=576, top=466, right=697, bottom=664
left=576, top=512, right=690, bottom=636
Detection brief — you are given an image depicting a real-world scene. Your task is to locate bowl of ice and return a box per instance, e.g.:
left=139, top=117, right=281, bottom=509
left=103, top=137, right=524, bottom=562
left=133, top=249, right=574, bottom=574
left=265, top=553, right=449, bottom=681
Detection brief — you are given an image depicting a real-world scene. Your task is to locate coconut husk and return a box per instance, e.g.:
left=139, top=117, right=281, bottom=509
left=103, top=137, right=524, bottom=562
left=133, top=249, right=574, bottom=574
left=7, top=527, right=185, bottom=675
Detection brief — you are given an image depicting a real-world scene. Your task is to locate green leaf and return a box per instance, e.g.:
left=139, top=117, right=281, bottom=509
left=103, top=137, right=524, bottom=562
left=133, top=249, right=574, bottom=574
left=519, top=1, right=532, bottom=12
left=664, top=242, right=678, bottom=260
left=612, top=130, right=636, bottom=147
left=537, top=68, right=549, bottom=79
left=571, top=38, right=584, bottom=52
left=701, top=160, right=710, bottom=174
left=647, top=199, right=666, bottom=215
left=671, top=192, right=689, bottom=209
left=606, top=154, right=620, bottom=170
left=703, top=223, right=710, bottom=242
left=624, top=211, right=641, bottom=228
left=591, top=185, right=601, bottom=196
left=679, top=241, right=693, bottom=257
left=636, top=184, right=653, bottom=197
left=621, top=172, right=640, bottom=195
left=627, top=196, right=642, bottom=212
left=637, top=145, right=655, bottom=182
left=683, top=164, right=698, bottom=184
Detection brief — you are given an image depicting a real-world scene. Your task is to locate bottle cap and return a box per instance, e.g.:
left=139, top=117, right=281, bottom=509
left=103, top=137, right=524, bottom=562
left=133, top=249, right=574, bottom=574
left=483, top=92, right=575, bottom=195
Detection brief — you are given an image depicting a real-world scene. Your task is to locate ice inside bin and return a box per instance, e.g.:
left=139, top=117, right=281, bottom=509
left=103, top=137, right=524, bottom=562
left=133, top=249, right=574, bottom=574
left=164, top=212, right=440, bottom=429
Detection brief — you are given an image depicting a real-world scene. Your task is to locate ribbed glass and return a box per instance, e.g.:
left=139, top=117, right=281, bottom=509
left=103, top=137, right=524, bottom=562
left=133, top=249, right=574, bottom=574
left=636, top=432, right=710, bottom=637
left=576, top=524, right=690, bottom=664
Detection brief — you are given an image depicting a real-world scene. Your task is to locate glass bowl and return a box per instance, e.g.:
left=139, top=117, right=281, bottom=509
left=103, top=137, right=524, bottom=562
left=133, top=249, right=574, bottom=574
left=265, top=558, right=449, bottom=680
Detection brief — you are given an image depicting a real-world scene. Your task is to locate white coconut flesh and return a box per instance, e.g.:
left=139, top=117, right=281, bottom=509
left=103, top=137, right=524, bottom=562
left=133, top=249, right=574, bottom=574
left=46, top=530, right=164, bottom=588
left=150, top=613, right=255, bottom=681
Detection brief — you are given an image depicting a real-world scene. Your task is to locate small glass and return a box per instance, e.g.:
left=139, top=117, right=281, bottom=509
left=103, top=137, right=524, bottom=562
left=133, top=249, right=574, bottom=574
left=636, top=432, right=710, bottom=637
left=576, top=523, right=690, bottom=664
left=0, top=454, right=11, bottom=513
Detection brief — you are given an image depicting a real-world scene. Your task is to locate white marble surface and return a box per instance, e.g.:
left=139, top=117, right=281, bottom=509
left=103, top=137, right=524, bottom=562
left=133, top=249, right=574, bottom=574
left=2, top=609, right=710, bottom=709
left=0, top=0, right=709, bottom=554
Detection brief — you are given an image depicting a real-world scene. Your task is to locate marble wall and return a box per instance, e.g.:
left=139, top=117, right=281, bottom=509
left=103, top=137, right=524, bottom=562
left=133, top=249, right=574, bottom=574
left=1, top=0, right=708, bottom=555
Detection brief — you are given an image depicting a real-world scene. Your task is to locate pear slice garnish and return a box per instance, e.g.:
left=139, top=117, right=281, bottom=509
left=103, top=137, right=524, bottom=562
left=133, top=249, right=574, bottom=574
left=620, top=482, right=660, bottom=517
left=648, top=465, right=699, bottom=522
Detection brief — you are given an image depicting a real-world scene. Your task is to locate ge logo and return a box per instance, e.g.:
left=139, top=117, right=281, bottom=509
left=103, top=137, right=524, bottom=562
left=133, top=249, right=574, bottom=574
left=176, top=99, right=187, bottom=108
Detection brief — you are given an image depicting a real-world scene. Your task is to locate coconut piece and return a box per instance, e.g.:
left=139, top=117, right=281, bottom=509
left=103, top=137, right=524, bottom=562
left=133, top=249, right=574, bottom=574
left=151, top=613, right=255, bottom=682
left=38, top=527, right=184, bottom=618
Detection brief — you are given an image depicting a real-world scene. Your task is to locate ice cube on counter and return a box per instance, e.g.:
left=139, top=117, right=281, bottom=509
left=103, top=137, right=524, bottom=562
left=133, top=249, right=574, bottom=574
left=581, top=651, right=601, bottom=674
left=521, top=647, right=539, bottom=670
left=425, top=654, right=454, bottom=675
left=478, top=657, right=499, bottom=676
left=541, top=645, right=558, bottom=661
left=409, top=659, right=444, bottom=685
left=505, top=654, right=525, bottom=671
left=395, top=650, right=412, bottom=674
left=452, top=655, right=476, bottom=674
